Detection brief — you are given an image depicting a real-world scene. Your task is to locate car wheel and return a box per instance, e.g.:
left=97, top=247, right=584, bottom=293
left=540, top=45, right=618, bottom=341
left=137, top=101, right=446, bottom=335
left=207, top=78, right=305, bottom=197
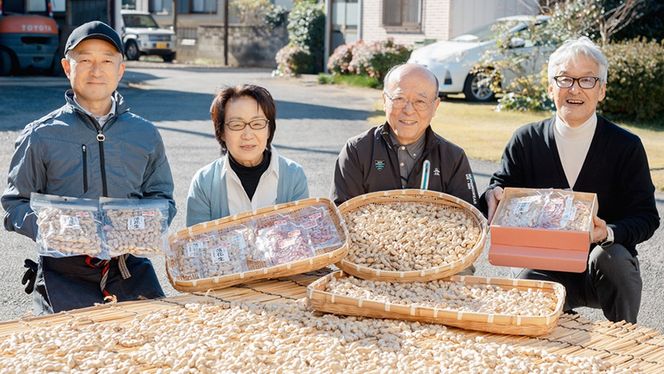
left=0, top=49, right=15, bottom=76
left=463, top=70, right=495, bottom=102
left=162, top=53, right=175, bottom=63
left=125, top=40, right=140, bottom=61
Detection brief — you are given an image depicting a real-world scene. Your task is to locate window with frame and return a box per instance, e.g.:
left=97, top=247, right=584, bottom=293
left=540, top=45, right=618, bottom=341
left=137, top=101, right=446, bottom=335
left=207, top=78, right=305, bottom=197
left=382, top=0, right=421, bottom=31
left=177, top=0, right=218, bottom=14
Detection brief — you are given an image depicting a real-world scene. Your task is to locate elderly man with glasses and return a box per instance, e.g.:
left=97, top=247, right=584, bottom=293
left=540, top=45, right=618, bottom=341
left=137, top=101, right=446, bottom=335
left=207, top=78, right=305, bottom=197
left=482, top=37, right=660, bottom=323
left=331, top=63, right=479, bottom=206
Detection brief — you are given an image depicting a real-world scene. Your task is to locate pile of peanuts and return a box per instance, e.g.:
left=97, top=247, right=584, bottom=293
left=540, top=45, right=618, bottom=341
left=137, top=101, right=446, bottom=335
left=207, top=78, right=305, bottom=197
left=344, top=202, right=480, bottom=271
left=0, top=301, right=626, bottom=373
left=326, top=276, right=558, bottom=316
left=35, top=207, right=102, bottom=256
left=104, top=208, right=166, bottom=256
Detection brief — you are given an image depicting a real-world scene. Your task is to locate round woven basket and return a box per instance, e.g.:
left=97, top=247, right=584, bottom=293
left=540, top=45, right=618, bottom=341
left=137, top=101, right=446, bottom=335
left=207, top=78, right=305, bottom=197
left=337, top=189, right=487, bottom=282
left=166, top=198, right=348, bottom=292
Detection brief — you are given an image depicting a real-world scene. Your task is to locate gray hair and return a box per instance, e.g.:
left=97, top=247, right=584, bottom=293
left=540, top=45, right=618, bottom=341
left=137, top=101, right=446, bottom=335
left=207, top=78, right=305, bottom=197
left=547, top=36, right=608, bottom=83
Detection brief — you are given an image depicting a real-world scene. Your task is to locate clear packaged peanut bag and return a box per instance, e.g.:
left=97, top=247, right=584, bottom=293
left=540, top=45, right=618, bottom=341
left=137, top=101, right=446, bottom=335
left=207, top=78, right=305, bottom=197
left=30, top=193, right=104, bottom=258
left=200, top=226, right=251, bottom=278
left=292, top=205, right=343, bottom=255
left=494, top=190, right=593, bottom=231
left=167, top=235, right=207, bottom=281
left=100, top=198, right=170, bottom=257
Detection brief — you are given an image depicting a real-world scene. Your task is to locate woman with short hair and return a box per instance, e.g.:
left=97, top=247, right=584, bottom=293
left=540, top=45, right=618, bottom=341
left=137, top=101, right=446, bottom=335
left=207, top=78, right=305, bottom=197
left=186, top=84, right=308, bottom=226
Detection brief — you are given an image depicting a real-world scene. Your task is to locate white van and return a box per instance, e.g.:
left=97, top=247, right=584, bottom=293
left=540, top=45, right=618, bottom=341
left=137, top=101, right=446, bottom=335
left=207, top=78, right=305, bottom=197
left=120, top=10, right=176, bottom=62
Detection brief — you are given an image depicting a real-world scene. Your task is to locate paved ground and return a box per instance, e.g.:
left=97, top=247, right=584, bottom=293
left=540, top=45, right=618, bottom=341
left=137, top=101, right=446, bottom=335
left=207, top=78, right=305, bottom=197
left=0, top=65, right=662, bottom=332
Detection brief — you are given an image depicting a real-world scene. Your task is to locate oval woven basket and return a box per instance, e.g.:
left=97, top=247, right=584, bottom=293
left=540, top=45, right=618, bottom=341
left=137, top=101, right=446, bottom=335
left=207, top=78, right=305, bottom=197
left=337, top=189, right=487, bottom=282
left=307, top=271, right=565, bottom=336
left=166, top=198, right=348, bottom=292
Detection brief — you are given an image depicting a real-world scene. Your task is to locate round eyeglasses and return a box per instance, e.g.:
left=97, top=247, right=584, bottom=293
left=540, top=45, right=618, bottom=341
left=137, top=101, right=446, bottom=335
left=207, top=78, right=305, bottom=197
left=384, top=92, right=435, bottom=112
left=553, top=76, right=601, bottom=89
left=225, top=118, right=269, bottom=131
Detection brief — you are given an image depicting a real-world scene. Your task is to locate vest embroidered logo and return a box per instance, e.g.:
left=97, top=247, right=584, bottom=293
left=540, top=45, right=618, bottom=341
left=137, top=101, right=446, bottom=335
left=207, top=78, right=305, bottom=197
left=374, top=160, right=385, bottom=171
left=433, top=168, right=441, bottom=176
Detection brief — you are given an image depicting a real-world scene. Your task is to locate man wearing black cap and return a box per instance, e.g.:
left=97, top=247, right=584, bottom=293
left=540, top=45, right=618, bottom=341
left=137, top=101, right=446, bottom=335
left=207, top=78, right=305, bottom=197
left=2, top=21, right=176, bottom=314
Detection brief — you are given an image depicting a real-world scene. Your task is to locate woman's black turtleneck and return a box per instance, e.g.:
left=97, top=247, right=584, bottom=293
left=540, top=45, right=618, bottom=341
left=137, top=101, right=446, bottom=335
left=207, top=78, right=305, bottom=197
left=228, top=150, right=271, bottom=200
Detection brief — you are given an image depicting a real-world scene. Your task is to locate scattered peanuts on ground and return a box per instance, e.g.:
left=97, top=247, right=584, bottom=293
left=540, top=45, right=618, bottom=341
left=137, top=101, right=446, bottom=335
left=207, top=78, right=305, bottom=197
left=344, top=202, right=481, bottom=271
left=0, top=301, right=628, bottom=373
left=326, top=276, right=558, bottom=316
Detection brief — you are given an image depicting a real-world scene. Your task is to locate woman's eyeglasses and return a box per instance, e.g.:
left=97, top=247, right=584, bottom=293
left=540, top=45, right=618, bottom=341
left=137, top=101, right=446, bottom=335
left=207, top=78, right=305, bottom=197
left=225, top=118, right=269, bottom=131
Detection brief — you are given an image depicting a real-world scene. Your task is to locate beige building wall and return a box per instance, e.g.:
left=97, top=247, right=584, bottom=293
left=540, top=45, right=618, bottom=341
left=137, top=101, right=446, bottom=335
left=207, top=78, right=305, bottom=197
left=360, top=0, right=539, bottom=46
left=361, top=0, right=452, bottom=45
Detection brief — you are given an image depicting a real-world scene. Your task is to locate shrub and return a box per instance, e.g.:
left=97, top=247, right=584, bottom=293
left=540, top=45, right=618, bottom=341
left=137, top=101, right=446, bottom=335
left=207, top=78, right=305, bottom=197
left=333, top=39, right=411, bottom=81
left=327, top=43, right=354, bottom=74
left=275, top=44, right=314, bottom=76
left=368, top=39, right=412, bottom=81
left=286, top=1, right=325, bottom=72
left=600, top=39, right=664, bottom=122
left=231, top=0, right=278, bottom=26
left=495, top=66, right=554, bottom=113
left=264, top=5, right=288, bottom=29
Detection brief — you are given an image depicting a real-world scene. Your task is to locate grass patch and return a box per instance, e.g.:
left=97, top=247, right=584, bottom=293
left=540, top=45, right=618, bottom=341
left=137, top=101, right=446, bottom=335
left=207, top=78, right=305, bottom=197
left=318, top=73, right=381, bottom=89
left=369, top=98, right=664, bottom=191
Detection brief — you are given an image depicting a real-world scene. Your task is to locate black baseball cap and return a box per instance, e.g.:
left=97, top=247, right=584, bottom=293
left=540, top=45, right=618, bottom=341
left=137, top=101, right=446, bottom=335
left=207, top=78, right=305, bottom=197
left=64, top=21, right=124, bottom=56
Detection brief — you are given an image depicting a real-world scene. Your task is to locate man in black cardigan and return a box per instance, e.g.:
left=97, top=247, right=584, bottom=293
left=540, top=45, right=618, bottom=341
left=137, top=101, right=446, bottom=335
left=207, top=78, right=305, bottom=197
left=482, top=37, right=660, bottom=323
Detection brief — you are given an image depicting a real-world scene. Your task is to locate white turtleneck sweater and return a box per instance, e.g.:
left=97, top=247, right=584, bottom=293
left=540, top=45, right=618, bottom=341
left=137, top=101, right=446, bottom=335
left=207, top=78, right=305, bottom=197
left=553, top=113, right=597, bottom=189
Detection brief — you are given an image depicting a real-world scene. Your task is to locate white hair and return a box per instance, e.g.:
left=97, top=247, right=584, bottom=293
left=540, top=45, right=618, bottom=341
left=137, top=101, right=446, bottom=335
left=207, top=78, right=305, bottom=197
left=547, top=36, right=608, bottom=83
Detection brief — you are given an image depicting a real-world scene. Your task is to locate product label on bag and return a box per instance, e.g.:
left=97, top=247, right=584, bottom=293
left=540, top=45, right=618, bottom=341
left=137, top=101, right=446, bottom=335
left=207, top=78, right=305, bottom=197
left=60, top=215, right=81, bottom=229
left=211, top=246, right=230, bottom=263
left=127, top=216, right=146, bottom=230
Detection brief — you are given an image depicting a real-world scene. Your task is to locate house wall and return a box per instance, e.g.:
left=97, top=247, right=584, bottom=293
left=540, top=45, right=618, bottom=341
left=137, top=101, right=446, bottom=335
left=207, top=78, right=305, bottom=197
left=361, top=0, right=452, bottom=45
left=177, top=24, right=288, bottom=67
left=360, top=0, right=539, bottom=46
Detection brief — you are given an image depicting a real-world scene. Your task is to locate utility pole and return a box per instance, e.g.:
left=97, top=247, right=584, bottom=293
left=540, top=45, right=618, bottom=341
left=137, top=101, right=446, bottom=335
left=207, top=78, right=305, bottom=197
left=172, top=0, right=178, bottom=35
left=224, top=0, right=228, bottom=66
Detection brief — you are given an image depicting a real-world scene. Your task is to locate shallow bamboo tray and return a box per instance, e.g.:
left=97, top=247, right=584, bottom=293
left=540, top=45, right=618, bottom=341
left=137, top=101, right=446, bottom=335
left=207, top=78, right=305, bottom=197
left=0, top=271, right=663, bottom=372
left=337, top=189, right=488, bottom=282
left=307, top=271, right=565, bottom=336
left=166, top=198, right=348, bottom=292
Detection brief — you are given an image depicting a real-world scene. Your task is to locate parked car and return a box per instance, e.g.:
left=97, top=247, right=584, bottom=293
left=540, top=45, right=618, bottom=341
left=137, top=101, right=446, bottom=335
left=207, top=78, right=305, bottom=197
left=408, top=15, right=550, bottom=102
left=120, top=10, right=176, bottom=62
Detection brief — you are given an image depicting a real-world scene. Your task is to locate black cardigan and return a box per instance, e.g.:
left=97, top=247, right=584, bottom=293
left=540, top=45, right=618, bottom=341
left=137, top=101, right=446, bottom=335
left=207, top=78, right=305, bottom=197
left=481, top=115, right=660, bottom=256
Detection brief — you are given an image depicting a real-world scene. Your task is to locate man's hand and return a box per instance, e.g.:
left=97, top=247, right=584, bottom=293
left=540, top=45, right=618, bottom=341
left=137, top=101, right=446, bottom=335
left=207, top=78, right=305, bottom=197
left=486, top=186, right=504, bottom=223
left=591, top=215, right=608, bottom=243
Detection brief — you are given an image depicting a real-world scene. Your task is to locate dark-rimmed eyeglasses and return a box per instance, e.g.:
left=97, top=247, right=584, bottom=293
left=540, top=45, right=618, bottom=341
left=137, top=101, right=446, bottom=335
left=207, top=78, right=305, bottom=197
left=553, top=76, right=601, bottom=89
left=384, top=92, right=436, bottom=112
left=225, top=118, right=269, bottom=131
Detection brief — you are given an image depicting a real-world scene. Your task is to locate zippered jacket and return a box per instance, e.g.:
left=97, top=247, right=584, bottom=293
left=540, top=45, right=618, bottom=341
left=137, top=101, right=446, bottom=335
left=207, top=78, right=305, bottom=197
left=331, top=123, right=479, bottom=206
left=2, top=90, right=176, bottom=240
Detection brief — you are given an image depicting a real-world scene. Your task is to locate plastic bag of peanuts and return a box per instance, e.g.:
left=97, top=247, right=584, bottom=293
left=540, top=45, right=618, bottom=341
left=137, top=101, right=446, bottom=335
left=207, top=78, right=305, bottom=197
left=30, top=193, right=105, bottom=258
left=292, top=205, right=343, bottom=255
left=493, top=190, right=592, bottom=231
left=167, top=227, right=251, bottom=281
left=100, top=198, right=170, bottom=257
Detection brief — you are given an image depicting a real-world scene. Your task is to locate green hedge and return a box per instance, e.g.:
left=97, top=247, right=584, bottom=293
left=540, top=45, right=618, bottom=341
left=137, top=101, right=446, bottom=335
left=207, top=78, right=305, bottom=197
left=601, top=39, right=664, bottom=122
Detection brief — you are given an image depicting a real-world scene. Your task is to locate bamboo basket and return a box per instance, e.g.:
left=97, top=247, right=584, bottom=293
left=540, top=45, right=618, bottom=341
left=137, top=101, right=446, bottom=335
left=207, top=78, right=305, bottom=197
left=166, top=198, right=348, bottom=292
left=337, top=189, right=488, bottom=282
left=307, top=271, right=566, bottom=336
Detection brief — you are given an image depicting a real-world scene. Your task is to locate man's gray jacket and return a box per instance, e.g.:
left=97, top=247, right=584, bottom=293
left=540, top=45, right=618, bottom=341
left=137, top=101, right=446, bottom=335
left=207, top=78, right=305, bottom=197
left=2, top=90, right=176, bottom=238
left=1, top=90, right=176, bottom=313
left=331, top=123, right=479, bottom=206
